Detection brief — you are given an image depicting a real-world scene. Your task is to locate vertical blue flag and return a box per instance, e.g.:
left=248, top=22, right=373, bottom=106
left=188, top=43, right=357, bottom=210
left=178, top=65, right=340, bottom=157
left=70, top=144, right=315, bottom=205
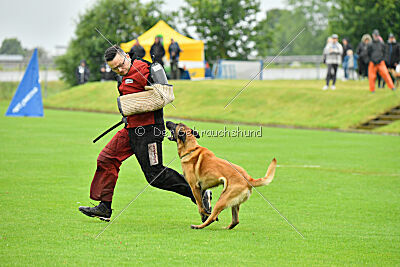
left=5, top=48, right=43, bottom=117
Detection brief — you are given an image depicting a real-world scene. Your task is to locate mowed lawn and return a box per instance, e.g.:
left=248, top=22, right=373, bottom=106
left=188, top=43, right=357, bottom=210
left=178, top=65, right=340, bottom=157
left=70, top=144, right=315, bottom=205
left=0, top=103, right=399, bottom=265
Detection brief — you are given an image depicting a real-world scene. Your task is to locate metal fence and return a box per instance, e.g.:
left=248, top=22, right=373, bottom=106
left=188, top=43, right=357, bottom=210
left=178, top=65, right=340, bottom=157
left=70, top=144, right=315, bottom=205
left=0, top=54, right=59, bottom=84
left=212, top=55, right=330, bottom=80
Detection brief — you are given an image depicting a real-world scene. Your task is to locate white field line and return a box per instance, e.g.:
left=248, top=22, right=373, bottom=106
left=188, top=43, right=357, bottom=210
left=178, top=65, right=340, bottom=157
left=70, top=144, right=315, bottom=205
left=277, top=165, right=321, bottom=168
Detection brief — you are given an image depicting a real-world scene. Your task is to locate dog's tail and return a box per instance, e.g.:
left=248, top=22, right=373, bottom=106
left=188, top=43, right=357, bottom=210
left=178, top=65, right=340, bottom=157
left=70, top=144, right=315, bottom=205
left=249, top=158, right=277, bottom=187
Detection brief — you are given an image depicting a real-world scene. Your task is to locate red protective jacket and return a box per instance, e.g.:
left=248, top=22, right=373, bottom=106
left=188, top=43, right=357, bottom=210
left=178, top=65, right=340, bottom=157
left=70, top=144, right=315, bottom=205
left=118, top=59, right=164, bottom=128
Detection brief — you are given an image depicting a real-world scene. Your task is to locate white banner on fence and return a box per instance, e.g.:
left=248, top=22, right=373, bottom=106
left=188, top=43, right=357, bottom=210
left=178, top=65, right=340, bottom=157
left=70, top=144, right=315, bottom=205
left=216, top=60, right=263, bottom=80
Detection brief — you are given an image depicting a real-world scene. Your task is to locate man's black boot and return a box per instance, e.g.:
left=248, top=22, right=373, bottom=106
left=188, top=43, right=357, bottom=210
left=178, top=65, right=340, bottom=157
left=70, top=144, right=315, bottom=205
left=202, top=190, right=212, bottom=214
left=79, top=202, right=112, bottom=222
left=201, top=190, right=216, bottom=223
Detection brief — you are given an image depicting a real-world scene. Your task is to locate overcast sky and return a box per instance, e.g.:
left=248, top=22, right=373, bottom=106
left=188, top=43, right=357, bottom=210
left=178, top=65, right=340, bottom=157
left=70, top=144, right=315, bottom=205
left=0, top=0, right=285, bottom=55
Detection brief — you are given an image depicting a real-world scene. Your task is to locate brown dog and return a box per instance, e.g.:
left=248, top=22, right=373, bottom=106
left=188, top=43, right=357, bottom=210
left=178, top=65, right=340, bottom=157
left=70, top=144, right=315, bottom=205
left=166, top=121, right=277, bottom=229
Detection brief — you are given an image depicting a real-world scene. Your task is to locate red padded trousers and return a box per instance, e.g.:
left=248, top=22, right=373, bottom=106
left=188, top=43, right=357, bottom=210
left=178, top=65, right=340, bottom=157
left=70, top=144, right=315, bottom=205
left=90, top=128, right=132, bottom=201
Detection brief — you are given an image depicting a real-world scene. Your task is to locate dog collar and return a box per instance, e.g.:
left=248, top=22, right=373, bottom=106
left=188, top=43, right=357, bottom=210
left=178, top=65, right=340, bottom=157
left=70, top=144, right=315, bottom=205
left=180, top=147, right=199, bottom=159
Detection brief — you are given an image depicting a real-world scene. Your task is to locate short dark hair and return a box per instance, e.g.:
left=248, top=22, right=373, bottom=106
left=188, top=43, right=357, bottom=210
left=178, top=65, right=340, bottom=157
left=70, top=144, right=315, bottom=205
left=104, top=45, right=125, bottom=62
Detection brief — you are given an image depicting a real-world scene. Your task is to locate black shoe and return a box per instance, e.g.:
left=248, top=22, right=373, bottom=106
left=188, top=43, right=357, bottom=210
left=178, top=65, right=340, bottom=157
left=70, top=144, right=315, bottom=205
left=201, top=190, right=214, bottom=223
left=201, top=213, right=209, bottom=223
left=79, top=202, right=112, bottom=222
left=202, top=190, right=212, bottom=214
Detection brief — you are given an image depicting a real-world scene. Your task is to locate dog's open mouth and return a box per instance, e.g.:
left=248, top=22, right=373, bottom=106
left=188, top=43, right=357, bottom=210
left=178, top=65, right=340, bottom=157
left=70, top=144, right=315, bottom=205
left=166, top=121, right=177, bottom=142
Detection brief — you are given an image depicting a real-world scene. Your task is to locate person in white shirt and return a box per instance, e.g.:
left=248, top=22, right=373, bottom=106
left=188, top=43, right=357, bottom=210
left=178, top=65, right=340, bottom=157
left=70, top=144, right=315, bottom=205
left=322, top=34, right=343, bottom=90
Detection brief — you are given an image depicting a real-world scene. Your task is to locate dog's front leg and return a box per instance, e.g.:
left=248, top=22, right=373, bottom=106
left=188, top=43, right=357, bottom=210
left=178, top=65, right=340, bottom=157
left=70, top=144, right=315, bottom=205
left=190, top=182, right=209, bottom=217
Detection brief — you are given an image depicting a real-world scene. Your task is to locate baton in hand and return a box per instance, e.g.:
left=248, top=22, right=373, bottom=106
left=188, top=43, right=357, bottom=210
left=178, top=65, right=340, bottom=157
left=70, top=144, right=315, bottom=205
left=93, top=118, right=126, bottom=143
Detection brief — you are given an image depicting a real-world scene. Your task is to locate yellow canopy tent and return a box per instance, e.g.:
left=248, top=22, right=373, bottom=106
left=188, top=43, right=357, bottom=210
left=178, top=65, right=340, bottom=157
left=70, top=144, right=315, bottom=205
left=120, top=20, right=205, bottom=79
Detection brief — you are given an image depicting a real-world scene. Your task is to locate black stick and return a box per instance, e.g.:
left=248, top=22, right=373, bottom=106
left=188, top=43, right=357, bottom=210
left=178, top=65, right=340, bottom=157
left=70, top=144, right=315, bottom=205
left=93, top=120, right=124, bottom=143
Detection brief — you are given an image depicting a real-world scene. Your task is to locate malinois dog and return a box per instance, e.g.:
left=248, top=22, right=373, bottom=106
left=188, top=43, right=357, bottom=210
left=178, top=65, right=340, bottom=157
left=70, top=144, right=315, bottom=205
left=166, top=121, right=277, bottom=229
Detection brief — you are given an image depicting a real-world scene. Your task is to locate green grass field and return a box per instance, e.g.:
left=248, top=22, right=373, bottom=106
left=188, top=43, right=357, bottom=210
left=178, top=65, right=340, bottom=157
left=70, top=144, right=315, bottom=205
left=42, top=80, right=400, bottom=132
left=1, top=101, right=399, bottom=265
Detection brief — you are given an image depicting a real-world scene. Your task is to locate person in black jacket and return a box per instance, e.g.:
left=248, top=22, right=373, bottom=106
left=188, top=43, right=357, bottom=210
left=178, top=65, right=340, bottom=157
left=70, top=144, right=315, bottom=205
left=380, top=33, right=400, bottom=88
left=150, top=36, right=165, bottom=67
left=385, top=33, right=400, bottom=70
left=356, top=34, right=372, bottom=78
left=168, top=38, right=182, bottom=79
left=367, top=29, right=395, bottom=92
left=75, top=60, right=90, bottom=85
left=100, top=62, right=118, bottom=81
left=128, top=39, right=145, bottom=59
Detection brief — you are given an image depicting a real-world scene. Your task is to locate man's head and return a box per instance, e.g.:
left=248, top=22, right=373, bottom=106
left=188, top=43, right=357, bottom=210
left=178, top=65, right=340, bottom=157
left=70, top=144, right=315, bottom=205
left=171, top=38, right=175, bottom=44
left=342, top=38, right=348, bottom=45
left=372, top=29, right=380, bottom=41
left=155, top=36, right=160, bottom=43
left=331, top=34, right=338, bottom=43
left=104, top=45, right=131, bottom=76
left=80, top=60, right=86, bottom=67
left=388, top=33, right=396, bottom=43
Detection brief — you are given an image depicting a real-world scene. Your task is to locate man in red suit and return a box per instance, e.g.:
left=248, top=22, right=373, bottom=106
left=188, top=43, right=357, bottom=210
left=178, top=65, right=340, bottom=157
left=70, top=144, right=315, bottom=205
left=79, top=45, right=212, bottom=222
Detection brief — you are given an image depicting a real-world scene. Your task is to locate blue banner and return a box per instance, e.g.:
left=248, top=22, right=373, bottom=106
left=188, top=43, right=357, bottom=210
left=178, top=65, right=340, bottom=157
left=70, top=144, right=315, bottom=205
left=5, top=48, right=43, bottom=117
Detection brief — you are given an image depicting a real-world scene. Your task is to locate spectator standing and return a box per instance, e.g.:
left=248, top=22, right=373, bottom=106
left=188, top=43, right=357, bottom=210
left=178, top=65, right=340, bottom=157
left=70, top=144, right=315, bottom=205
left=341, top=38, right=353, bottom=80
left=343, top=50, right=358, bottom=80
left=356, top=34, right=372, bottom=78
left=322, top=34, right=343, bottom=90
left=150, top=36, right=165, bottom=67
left=380, top=33, right=400, bottom=88
left=367, top=29, right=395, bottom=92
left=129, top=39, right=145, bottom=59
left=75, top=60, right=90, bottom=85
left=168, top=38, right=182, bottom=79
left=385, top=33, right=400, bottom=75
left=100, top=62, right=115, bottom=81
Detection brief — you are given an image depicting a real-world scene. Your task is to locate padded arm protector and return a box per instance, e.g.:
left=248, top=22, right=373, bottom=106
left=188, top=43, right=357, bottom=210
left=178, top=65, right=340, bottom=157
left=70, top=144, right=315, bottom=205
left=117, top=84, right=174, bottom=116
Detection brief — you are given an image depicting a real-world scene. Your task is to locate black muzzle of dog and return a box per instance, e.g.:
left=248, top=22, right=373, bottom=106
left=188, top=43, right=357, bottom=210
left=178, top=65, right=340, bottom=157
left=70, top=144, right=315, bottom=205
left=166, top=121, right=178, bottom=142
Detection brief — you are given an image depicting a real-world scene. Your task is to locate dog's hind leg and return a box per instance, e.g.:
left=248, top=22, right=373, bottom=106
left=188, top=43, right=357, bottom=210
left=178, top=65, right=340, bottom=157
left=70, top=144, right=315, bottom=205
left=226, top=205, right=240, bottom=230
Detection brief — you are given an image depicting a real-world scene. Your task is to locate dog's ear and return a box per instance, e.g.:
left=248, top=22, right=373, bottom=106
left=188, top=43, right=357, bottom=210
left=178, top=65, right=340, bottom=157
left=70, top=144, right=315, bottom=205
left=178, top=129, right=186, bottom=143
left=191, top=129, right=200, bottom=139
